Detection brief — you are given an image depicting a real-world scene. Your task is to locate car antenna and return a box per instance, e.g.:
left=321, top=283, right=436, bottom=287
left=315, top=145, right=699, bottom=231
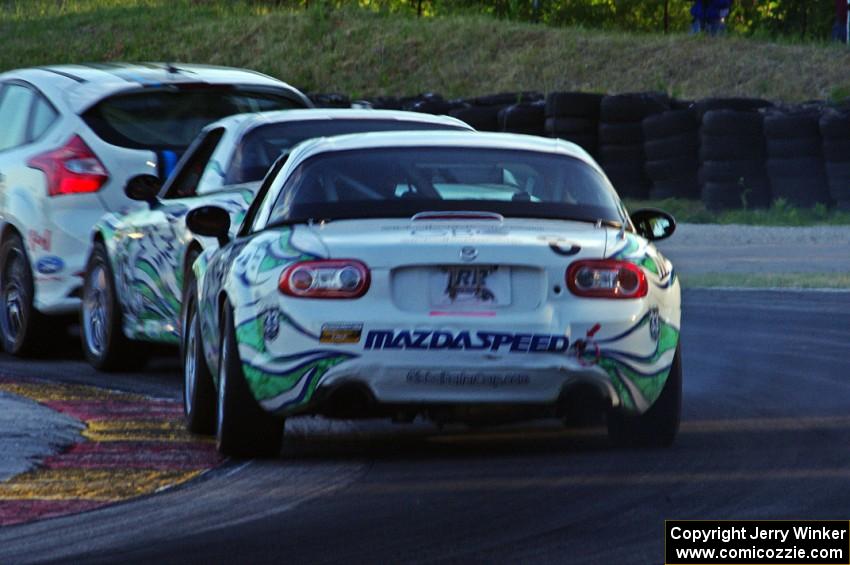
left=165, top=62, right=180, bottom=75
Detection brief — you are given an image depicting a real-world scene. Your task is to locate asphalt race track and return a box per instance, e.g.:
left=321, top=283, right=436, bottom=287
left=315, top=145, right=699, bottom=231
left=0, top=289, right=848, bottom=565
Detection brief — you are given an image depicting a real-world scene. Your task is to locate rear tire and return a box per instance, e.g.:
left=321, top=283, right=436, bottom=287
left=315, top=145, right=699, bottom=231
left=80, top=240, right=148, bottom=371
left=216, top=300, right=283, bottom=458
left=0, top=233, right=44, bottom=356
left=182, top=264, right=216, bottom=434
left=607, top=345, right=682, bottom=448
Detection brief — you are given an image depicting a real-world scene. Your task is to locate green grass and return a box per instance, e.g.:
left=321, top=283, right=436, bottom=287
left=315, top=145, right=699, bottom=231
left=4, top=1, right=850, bottom=101
left=681, top=272, right=850, bottom=289
left=624, top=198, right=850, bottom=226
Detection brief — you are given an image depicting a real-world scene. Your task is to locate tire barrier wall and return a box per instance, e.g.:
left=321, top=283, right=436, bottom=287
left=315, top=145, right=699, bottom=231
left=309, top=91, right=850, bottom=209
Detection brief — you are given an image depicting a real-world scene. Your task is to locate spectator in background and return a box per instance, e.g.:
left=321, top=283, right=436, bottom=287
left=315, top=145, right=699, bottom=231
left=834, top=0, right=848, bottom=42
left=691, top=0, right=732, bottom=36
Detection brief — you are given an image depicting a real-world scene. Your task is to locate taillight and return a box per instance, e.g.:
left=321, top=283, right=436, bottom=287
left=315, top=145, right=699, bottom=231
left=27, top=135, right=109, bottom=197
left=566, top=260, right=648, bottom=299
left=279, top=260, right=370, bottom=299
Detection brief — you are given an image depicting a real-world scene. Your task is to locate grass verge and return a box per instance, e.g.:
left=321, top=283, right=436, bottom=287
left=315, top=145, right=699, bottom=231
left=624, top=198, right=850, bottom=226
left=3, top=1, right=850, bottom=101
left=681, top=272, right=850, bottom=289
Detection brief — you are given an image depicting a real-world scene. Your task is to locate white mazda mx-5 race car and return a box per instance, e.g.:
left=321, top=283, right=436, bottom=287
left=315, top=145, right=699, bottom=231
left=184, top=131, right=682, bottom=457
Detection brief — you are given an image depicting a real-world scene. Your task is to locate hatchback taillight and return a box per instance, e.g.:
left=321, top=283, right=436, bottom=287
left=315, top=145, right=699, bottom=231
left=27, top=135, right=109, bottom=197
left=566, top=260, right=648, bottom=299
left=279, top=260, right=370, bottom=298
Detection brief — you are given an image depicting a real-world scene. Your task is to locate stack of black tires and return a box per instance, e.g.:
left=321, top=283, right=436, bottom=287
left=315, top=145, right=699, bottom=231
left=543, top=92, right=604, bottom=157
left=642, top=104, right=700, bottom=199
left=696, top=98, right=773, bottom=210
left=317, top=88, right=850, bottom=211
left=447, top=92, right=541, bottom=132
left=819, top=109, right=850, bottom=210
left=498, top=99, right=546, bottom=136
left=597, top=93, right=670, bottom=198
left=764, top=108, right=830, bottom=208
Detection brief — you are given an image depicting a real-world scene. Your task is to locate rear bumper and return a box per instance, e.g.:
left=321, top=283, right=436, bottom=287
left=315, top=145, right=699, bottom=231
left=314, top=359, right=619, bottom=407
left=234, top=295, right=680, bottom=421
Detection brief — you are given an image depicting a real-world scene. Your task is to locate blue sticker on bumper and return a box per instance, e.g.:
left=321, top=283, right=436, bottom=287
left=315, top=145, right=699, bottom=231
left=36, top=256, right=64, bottom=275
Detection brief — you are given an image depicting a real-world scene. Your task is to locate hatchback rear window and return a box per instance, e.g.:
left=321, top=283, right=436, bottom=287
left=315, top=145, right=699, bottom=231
left=82, top=88, right=304, bottom=150
left=227, top=119, right=470, bottom=185
left=268, top=147, right=625, bottom=226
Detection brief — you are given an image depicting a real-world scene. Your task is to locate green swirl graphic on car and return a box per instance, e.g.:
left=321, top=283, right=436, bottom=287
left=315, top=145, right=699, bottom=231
left=97, top=188, right=254, bottom=345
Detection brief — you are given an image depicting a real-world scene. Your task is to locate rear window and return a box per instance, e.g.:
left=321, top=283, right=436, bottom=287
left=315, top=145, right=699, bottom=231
left=226, top=119, right=469, bottom=185
left=267, top=147, right=624, bottom=226
left=82, top=88, right=304, bottom=150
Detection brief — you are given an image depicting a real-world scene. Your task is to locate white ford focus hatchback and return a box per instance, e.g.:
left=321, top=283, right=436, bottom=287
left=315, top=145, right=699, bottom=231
left=0, top=63, right=310, bottom=355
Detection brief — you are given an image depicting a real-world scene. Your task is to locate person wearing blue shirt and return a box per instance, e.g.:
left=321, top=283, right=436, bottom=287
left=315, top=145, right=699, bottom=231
left=691, top=0, right=732, bottom=35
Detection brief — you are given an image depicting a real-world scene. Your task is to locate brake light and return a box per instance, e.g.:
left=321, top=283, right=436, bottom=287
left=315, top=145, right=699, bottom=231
left=279, top=260, right=370, bottom=299
left=27, top=135, right=109, bottom=196
left=566, top=260, right=648, bottom=299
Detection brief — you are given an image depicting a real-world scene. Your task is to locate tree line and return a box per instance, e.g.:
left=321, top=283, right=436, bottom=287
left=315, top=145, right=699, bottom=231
left=251, top=0, right=841, bottom=40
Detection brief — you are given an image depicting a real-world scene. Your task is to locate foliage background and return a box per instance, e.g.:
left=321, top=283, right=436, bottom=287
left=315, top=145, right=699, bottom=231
left=247, top=0, right=839, bottom=39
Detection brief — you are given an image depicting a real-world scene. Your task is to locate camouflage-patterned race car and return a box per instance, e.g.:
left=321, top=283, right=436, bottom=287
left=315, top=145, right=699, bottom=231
left=81, top=109, right=471, bottom=370
left=184, top=131, right=682, bottom=458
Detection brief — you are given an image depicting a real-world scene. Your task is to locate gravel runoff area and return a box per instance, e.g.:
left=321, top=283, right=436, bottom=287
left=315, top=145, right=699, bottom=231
left=0, top=391, right=83, bottom=482
left=657, top=223, right=850, bottom=275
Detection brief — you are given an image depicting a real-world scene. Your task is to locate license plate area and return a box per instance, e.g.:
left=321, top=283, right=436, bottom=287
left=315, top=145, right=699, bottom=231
left=429, top=265, right=511, bottom=307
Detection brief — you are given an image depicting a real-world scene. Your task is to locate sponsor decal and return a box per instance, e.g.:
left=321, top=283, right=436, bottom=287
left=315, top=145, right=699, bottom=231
left=649, top=307, right=660, bottom=340
left=35, top=256, right=64, bottom=275
left=263, top=308, right=281, bottom=341
left=364, top=329, right=569, bottom=353
left=406, top=369, right=530, bottom=388
left=28, top=229, right=51, bottom=252
left=320, top=323, right=363, bottom=344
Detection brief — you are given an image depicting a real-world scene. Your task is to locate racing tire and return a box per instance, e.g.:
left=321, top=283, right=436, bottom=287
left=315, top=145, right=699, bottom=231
left=474, top=92, right=542, bottom=107
left=694, top=97, right=772, bottom=118
left=766, top=137, right=822, bottom=159
left=449, top=105, right=502, bottom=131
left=642, top=109, right=698, bottom=139
left=598, top=122, right=644, bottom=145
left=822, top=139, right=850, bottom=162
left=0, top=233, right=44, bottom=356
left=599, top=144, right=644, bottom=163
left=645, top=158, right=699, bottom=182
left=544, top=117, right=597, bottom=135
left=826, top=162, right=850, bottom=203
left=216, top=300, right=284, bottom=458
left=498, top=103, right=545, bottom=136
left=545, top=92, right=603, bottom=118
left=181, top=258, right=216, bottom=435
left=819, top=111, right=850, bottom=140
left=599, top=93, right=670, bottom=123
left=699, top=159, right=766, bottom=183
left=699, top=134, right=764, bottom=161
left=80, top=240, right=149, bottom=371
left=607, top=345, right=682, bottom=448
left=763, top=111, right=821, bottom=139
left=643, top=133, right=699, bottom=161
left=700, top=109, right=763, bottom=137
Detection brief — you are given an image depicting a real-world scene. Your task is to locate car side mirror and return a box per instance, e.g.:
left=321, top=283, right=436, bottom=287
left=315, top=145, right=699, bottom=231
left=125, top=174, right=162, bottom=207
left=630, top=208, right=676, bottom=241
left=186, top=205, right=231, bottom=247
